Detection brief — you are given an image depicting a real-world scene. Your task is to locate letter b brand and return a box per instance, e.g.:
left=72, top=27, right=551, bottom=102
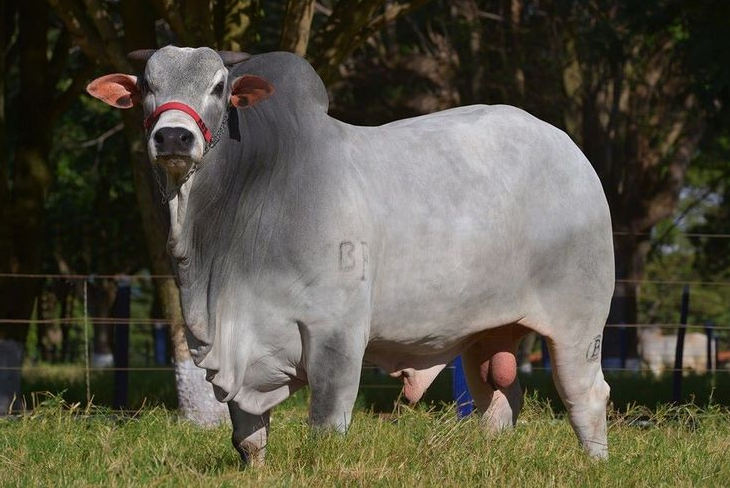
left=339, top=240, right=368, bottom=280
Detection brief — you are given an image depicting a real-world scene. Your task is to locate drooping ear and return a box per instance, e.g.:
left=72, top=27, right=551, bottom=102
left=230, top=75, right=275, bottom=108
left=86, top=74, right=140, bottom=109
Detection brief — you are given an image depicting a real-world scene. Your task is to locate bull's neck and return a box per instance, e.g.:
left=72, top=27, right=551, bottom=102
left=165, top=131, right=278, bottom=289
left=166, top=181, right=191, bottom=264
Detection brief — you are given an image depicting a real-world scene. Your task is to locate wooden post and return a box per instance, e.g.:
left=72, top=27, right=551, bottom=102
left=112, top=277, right=131, bottom=410
left=672, top=285, right=690, bottom=403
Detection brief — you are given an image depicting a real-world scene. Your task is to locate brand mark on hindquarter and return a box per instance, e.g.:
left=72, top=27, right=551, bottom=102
left=586, top=335, right=602, bottom=362
left=339, top=240, right=368, bottom=280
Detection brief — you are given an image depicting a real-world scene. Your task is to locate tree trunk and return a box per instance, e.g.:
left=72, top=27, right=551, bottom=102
left=311, top=0, right=431, bottom=84
left=88, top=279, right=117, bottom=367
left=213, top=0, right=258, bottom=51
left=37, top=288, right=63, bottom=362
left=57, top=279, right=74, bottom=362
left=280, top=0, right=316, bottom=55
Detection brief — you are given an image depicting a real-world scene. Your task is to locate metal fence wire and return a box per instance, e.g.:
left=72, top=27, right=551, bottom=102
left=1, top=261, right=729, bottom=410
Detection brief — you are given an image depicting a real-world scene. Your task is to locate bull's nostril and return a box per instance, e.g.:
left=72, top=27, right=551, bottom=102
left=154, top=127, right=194, bottom=154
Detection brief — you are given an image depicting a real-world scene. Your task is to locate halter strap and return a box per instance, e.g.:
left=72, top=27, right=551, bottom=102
left=144, top=102, right=213, bottom=143
left=148, top=107, right=231, bottom=204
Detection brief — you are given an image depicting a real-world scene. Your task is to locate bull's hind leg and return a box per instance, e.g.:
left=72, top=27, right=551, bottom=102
left=462, top=326, right=528, bottom=431
left=545, top=331, right=610, bottom=458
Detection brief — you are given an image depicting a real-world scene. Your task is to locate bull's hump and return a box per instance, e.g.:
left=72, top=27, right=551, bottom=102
left=232, top=52, right=329, bottom=114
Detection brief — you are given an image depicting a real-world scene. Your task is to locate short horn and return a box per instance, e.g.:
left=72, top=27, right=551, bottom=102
left=127, top=49, right=157, bottom=63
left=217, top=51, right=251, bottom=66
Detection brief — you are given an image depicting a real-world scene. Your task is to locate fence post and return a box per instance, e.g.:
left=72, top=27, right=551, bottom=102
left=619, top=325, right=628, bottom=369
left=705, top=321, right=715, bottom=372
left=715, top=336, right=720, bottom=373
left=453, top=356, right=473, bottom=418
left=672, top=284, right=690, bottom=403
left=83, top=280, right=91, bottom=406
left=541, top=336, right=550, bottom=370
left=112, top=277, right=131, bottom=410
left=153, top=322, right=168, bottom=365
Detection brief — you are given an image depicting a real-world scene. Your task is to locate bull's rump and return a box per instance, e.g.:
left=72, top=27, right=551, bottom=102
left=344, top=104, right=614, bottom=349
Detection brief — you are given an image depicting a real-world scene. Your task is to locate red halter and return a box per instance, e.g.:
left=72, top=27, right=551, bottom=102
left=144, top=102, right=213, bottom=143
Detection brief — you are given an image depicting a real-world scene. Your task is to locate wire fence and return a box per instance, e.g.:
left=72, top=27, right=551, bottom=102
left=1, top=264, right=729, bottom=413
left=2, top=364, right=726, bottom=374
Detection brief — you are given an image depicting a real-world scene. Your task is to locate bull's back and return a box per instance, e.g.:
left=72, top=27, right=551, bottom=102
left=342, top=105, right=613, bottom=347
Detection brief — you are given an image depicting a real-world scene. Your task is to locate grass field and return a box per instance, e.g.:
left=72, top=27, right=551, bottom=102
left=1, top=392, right=728, bottom=487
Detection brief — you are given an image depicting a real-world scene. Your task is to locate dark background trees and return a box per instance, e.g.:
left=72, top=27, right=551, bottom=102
left=1, top=0, right=728, bottom=412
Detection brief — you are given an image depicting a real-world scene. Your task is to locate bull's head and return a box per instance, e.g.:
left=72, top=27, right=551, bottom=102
left=86, top=46, right=274, bottom=179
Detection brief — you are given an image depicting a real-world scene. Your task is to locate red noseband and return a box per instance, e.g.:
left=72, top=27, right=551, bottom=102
left=144, top=102, right=213, bottom=143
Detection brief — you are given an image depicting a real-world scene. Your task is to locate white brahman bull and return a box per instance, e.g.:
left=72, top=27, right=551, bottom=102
left=87, top=47, right=615, bottom=462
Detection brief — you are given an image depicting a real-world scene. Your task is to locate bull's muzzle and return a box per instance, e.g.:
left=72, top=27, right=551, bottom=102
left=154, top=126, right=195, bottom=156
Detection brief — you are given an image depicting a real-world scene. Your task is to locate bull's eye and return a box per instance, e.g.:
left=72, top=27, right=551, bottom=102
left=212, top=81, right=224, bottom=97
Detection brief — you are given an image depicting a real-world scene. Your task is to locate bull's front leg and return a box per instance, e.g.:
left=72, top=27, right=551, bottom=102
left=300, top=322, right=367, bottom=432
left=228, top=402, right=270, bottom=466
